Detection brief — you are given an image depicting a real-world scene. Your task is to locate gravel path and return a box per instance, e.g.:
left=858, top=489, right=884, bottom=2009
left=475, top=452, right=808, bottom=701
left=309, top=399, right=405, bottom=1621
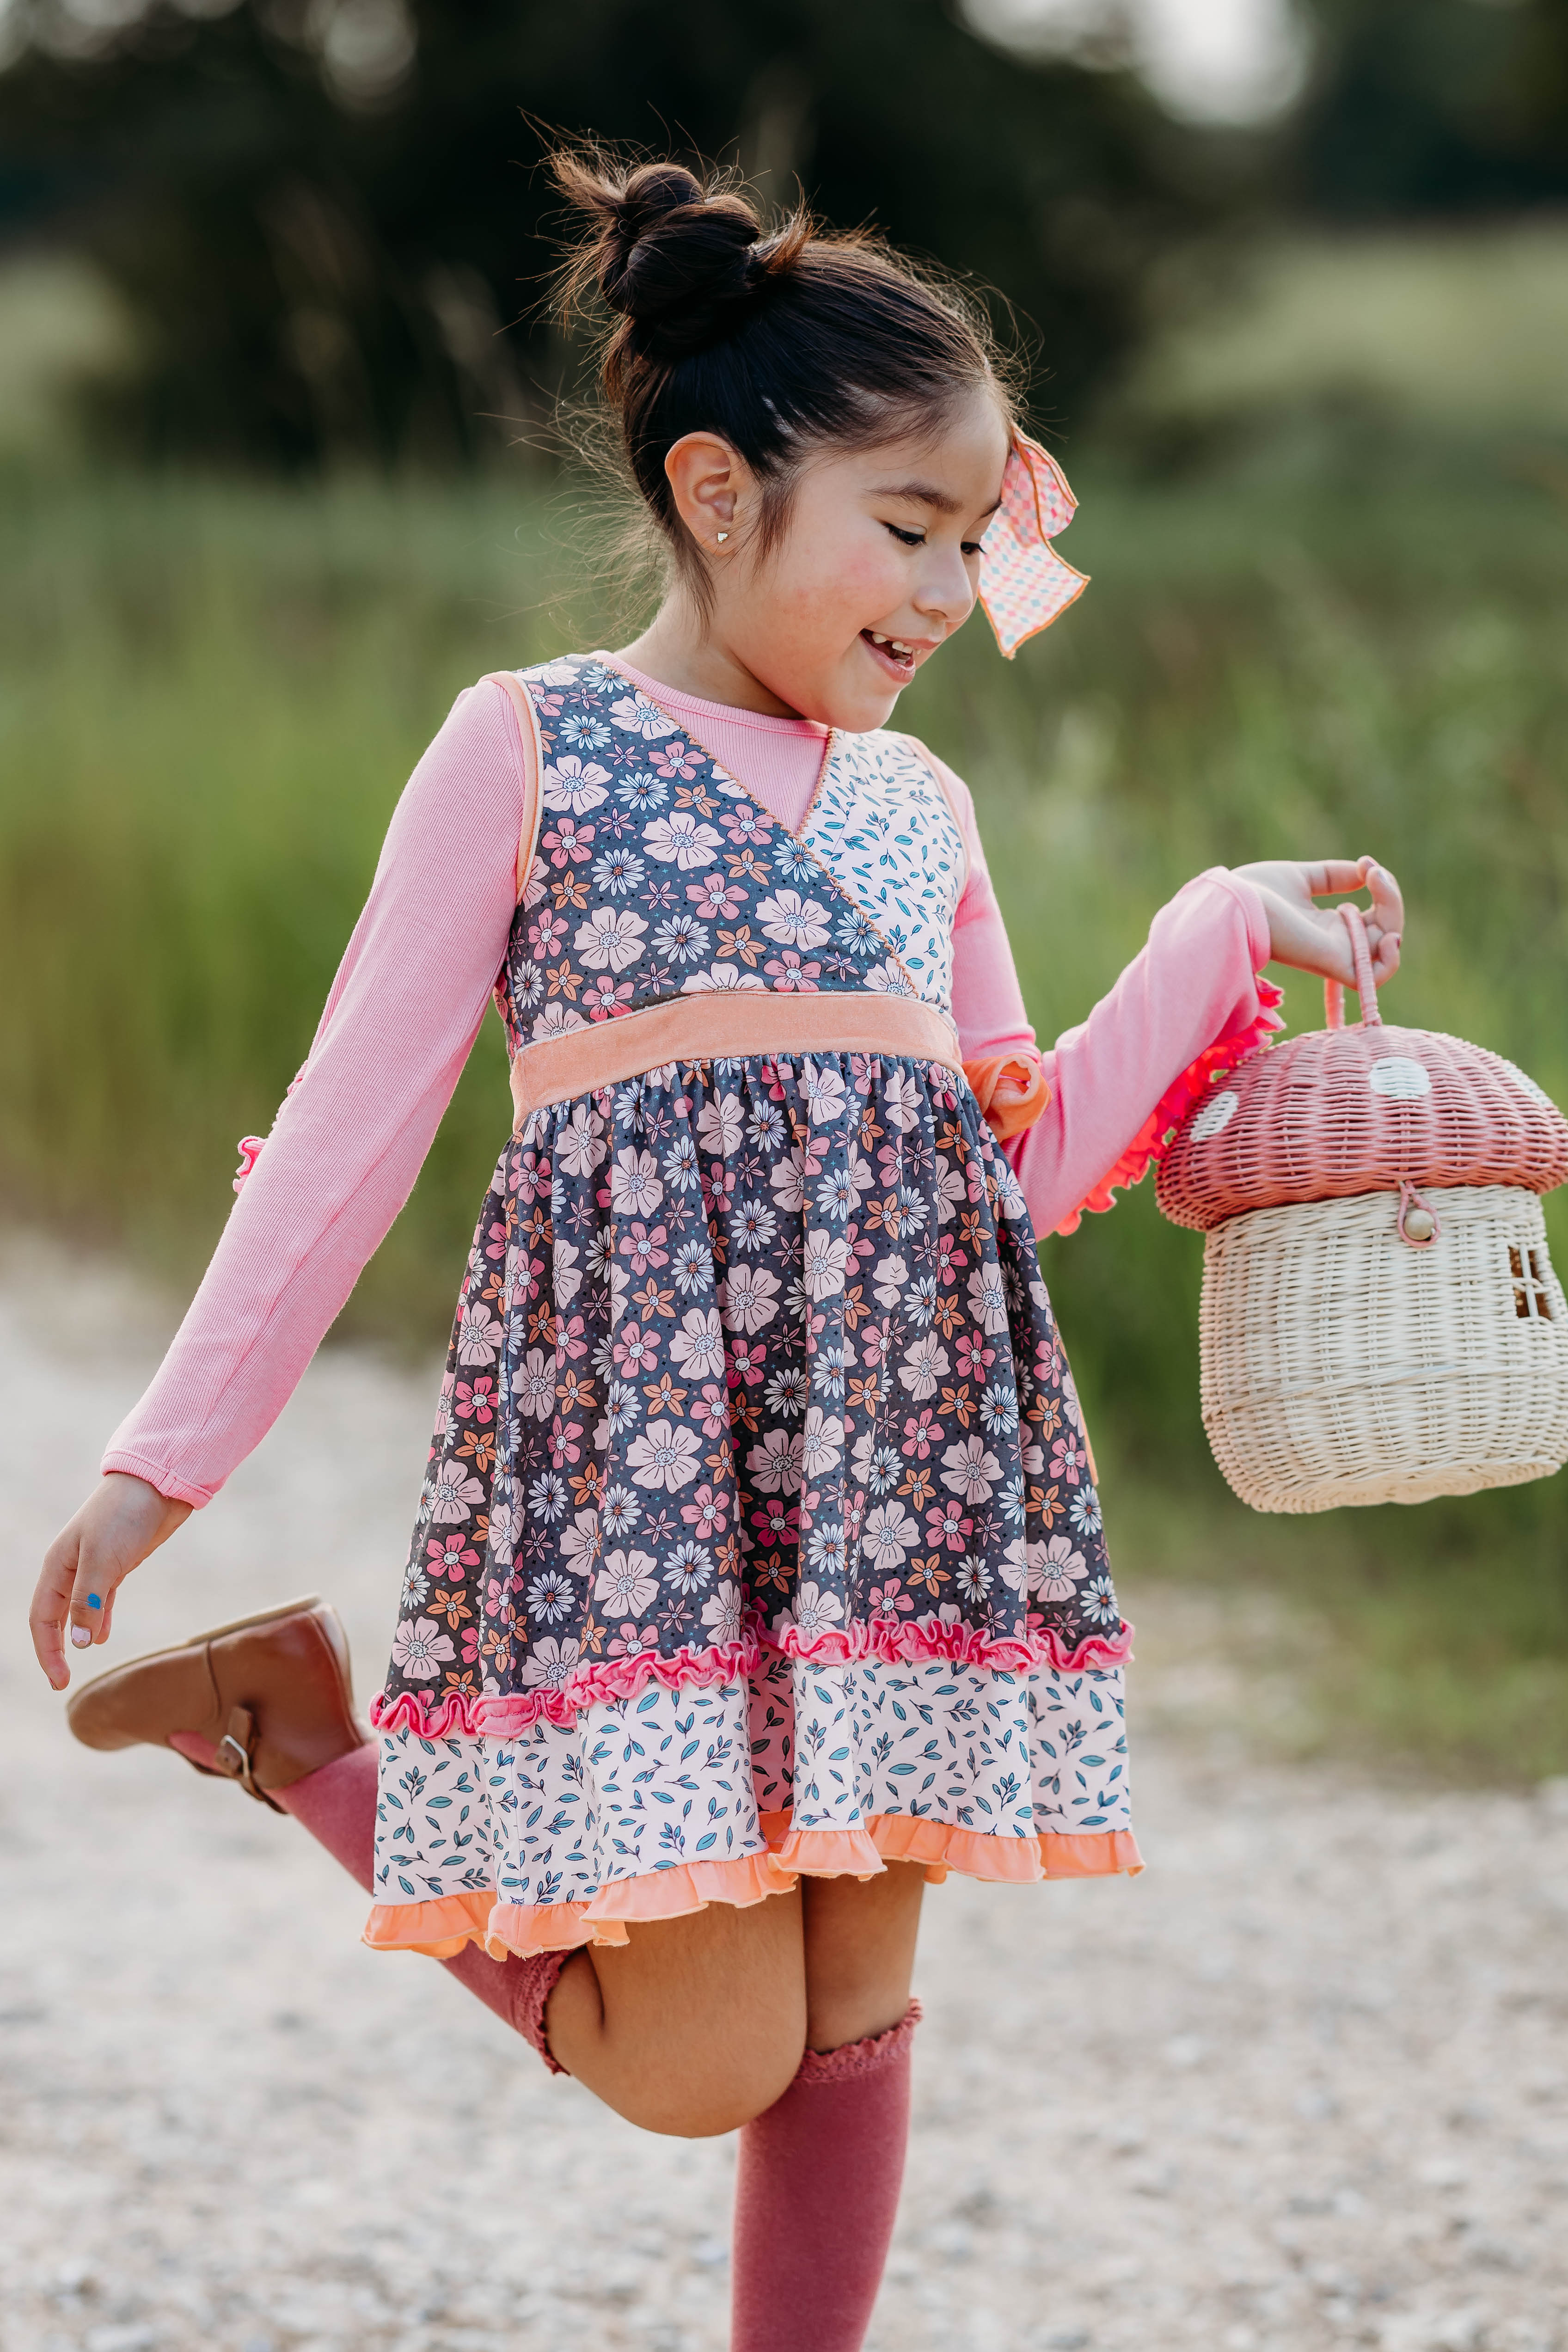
left=5, top=1236, right=1568, bottom=2352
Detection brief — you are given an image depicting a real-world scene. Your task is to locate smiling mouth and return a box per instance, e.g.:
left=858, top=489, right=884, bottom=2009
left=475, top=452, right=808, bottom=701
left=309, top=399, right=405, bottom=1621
left=861, top=630, right=917, bottom=677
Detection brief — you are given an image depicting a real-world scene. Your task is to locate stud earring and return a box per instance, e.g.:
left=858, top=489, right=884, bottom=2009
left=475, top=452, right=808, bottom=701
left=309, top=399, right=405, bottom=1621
left=715, top=531, right=730, bottom=545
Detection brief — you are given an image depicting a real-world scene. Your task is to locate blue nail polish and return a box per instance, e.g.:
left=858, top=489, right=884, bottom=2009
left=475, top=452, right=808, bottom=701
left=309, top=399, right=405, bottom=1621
left=87, top=1593, right=103, bottom=1611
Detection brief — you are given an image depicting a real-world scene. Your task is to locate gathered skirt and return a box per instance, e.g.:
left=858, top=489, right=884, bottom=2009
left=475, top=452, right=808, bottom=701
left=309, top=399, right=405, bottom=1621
left=364, top=1048, right=1139, bottom=1958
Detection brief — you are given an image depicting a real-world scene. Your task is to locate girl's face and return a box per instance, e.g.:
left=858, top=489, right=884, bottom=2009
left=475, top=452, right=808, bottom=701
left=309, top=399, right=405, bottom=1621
left=661, top=389, right=1013, bottom=730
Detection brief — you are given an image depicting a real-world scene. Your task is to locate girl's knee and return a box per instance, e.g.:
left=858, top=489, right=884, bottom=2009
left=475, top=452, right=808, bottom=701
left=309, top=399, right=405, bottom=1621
left=610, top=2028, right=805, bottom=2138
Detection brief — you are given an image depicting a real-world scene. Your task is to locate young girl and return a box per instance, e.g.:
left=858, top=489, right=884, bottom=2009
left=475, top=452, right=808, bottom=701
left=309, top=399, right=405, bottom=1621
left=31, top=151, right=1402, bottom=2352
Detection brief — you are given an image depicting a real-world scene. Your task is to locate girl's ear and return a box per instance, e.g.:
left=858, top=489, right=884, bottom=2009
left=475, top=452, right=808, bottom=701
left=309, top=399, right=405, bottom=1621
left=664, top=432, right=748, bottom=556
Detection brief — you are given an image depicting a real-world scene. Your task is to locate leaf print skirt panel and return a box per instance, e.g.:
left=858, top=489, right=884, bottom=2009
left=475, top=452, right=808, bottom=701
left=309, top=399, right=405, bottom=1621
left=367, top=1655, right=1139, bottom=1960
left=366, top=1050, right=1140, bottom=1955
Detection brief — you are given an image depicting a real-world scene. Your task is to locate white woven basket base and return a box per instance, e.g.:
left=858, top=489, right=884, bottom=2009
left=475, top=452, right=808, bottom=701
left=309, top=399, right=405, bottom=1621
left=1199, top=1183, right=1568, bottom=1514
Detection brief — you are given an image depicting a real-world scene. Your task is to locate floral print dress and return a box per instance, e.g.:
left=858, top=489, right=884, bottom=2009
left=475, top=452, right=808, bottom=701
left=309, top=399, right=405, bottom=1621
left=365, top=654, right=1138, bottom=1964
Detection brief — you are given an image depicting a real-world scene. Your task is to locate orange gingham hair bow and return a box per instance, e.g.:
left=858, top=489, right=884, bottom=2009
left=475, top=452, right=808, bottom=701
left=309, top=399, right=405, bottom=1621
left=979, top=431, right=1088, bottom=658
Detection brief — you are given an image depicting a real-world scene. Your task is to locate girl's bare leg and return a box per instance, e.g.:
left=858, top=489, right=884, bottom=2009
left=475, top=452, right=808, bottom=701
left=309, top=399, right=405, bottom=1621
left=801, top=1860, right=924, bottom=2050
left=545, top=1862, right=925, bottom=2136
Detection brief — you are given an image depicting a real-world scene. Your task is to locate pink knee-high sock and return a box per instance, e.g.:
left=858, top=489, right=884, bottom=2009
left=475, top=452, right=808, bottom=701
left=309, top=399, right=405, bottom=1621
left=730, top=2000, right=920, bottom=2352
left=173, top=1734, right=565, bottom=2070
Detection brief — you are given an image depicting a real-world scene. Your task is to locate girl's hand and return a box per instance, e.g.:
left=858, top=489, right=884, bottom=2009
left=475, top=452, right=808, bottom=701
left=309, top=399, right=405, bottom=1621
left=31, top=1473, right=191, bottom=1690
left=1231, top=855, right=1403, bottom=987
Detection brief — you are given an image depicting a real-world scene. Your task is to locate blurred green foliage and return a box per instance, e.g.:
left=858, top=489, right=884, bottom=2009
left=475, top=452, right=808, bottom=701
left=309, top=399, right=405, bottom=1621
left=3, top=455, right=1568, bottom=1774
left=0, top=0, right=1226, bottom=467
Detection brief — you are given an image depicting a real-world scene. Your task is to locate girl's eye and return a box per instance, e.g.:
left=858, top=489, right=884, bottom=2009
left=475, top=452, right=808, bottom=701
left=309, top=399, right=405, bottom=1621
left=883, top=523, right=925, bottom=547
left=962, top=541, right=985, bottom=559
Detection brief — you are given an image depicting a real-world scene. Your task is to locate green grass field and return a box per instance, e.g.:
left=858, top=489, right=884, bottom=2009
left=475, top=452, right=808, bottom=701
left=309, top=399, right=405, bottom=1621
left=4, top=457, right=1568, bottom=1776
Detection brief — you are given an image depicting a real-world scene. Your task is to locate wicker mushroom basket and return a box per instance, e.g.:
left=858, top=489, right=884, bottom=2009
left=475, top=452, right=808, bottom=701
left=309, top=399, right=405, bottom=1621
left=1155, top=904, right=1568, bottom=1513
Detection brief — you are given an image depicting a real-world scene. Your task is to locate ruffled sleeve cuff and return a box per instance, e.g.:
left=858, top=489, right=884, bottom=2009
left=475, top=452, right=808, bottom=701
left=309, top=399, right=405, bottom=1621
left=1048, top=869, right=1284, bottom=1236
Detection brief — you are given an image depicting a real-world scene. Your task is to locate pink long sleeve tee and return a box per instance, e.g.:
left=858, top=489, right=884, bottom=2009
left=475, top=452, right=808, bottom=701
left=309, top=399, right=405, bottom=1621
left=103, top=662, right=1277, bottom=1507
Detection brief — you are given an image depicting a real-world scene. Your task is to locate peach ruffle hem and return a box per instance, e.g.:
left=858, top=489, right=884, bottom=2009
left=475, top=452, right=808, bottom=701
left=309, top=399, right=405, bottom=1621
left=362, top=1818, right=1144, bottom=1961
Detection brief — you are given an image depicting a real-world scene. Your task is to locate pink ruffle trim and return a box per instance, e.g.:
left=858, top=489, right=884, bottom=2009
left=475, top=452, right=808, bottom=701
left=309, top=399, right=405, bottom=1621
left=368, top=1614, right=1134, bottom=1740
left=232, top=1073, right=306, bottom=1193
left=1052, top=979, right=1285, bottom=1235
left=362, top=1819, right=1145, bottom=1961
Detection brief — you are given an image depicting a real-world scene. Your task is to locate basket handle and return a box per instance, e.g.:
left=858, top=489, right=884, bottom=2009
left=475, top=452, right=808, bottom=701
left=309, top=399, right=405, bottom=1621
left=1323, top=900, right=1382, bottom=1030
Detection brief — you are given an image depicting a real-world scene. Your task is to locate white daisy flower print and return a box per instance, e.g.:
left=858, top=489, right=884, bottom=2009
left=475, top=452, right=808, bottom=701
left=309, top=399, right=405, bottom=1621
left=800, top=1406, right=845, bottom=1481
left=390, top=1617, right=455, bottom=1681
left=765, top=1363, right=809, bottom=1418
left=942, top=1434, right=1003, bottom=1504
left=732, top=1195, right=777, bottom=1254
left=720, top=1262, right=780, bottom=1334
left=897, top=1334, right=949, bottom=1400
left=609, top=1146, right=663, bottom=1217
left=696, top=1092, right=745, bottom=1157
left=594, top=1549, right=659, bottom=1616
left=644, top=811, right=723, bottom=869
left=399, top=1561, right=431, bottom=1611
left=864, top=961, right=915, bottom=995
left=576, top=906, right=648, bottom=974
left=861, top=1500, right=920, bottom=1575
left=757, top=890, right=831, bottom=949
left=625, top=1419, right=703, bottom=1490
left=670, top=1306, right=724, bottom=1379
left=592, top=845, right=645, bottom=897
left=1080, top=1575, right=1121, bottom=1627
left=701, top=1580, right=747, bottom=1643
left=653, top=912, right=710, bottom=964
left=542, top=756, right=611, bottom=814
left=1070, top=1488, right=1103, bottom=1538
left=747, top=1427, right=804, bottom=1496
left=955, top=1558, right=992, bottom=1605
left=663, top=1539, right=714, bottom=1595
left=967, top=1262, right=1010, bottom=1336
left=663, top=1133, right=700, bottom=1191
left=527, top=1569, right=575, bottom=1624
left=1030, top=1535, right=1089, bottom=1604
left=600, top=1483, right=640, bottom=1538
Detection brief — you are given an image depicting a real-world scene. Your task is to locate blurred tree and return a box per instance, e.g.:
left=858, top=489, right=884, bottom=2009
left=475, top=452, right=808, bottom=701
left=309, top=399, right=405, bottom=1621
left=1293, top=0, right=1568, bottom=217
left=0, top=0, right=1230, bottom=466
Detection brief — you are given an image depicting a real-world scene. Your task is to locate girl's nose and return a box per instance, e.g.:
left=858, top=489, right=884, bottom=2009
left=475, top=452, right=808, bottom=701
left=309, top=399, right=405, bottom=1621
left=913, top=548, right=976, bottom=631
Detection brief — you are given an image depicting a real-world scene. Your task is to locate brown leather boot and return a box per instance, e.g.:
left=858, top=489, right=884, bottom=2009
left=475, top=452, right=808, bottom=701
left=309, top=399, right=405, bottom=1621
left=65, top=1596, right=369, bottom=1813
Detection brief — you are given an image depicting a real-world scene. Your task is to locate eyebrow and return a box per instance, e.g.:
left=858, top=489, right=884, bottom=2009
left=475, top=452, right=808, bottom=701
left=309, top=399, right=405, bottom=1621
left=871, top=480, right=1004, bottom=521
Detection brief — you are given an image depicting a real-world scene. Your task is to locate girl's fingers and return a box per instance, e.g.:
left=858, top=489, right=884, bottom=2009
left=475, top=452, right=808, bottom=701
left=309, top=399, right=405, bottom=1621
left=29, top=1541, right=80, bottom=1691
left=31, top=1474, right=191, bottom=1689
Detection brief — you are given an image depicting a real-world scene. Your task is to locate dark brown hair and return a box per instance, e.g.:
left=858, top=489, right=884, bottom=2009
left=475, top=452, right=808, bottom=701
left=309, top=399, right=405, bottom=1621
left=548, top=145, right=1015, bottom=606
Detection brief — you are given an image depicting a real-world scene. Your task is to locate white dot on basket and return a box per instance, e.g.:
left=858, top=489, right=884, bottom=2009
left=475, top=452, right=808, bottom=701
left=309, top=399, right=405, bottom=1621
left=1190, top=1089, right=1239, bottom=1142
left=1369, top=1056, right=1432, bottom=1100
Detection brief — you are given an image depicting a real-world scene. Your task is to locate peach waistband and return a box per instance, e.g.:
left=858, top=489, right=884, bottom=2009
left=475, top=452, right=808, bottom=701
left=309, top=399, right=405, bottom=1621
left=510, top=992, right=964, bottom=1124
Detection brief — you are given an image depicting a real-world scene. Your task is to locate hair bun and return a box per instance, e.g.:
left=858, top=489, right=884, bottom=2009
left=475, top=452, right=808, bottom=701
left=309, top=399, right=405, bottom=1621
left=556, top=153, right=776, bottom=359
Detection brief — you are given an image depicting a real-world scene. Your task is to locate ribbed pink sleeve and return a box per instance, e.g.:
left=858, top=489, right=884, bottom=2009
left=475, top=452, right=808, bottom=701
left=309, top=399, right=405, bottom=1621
left=931, top=741, right=1279, bottom=1237
left=101, top=680, right=528, bottom=1506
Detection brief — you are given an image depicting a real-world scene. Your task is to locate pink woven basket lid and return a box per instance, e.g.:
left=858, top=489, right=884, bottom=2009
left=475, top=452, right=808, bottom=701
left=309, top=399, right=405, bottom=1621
left=1157, top=903, right=1568, bottom=1234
